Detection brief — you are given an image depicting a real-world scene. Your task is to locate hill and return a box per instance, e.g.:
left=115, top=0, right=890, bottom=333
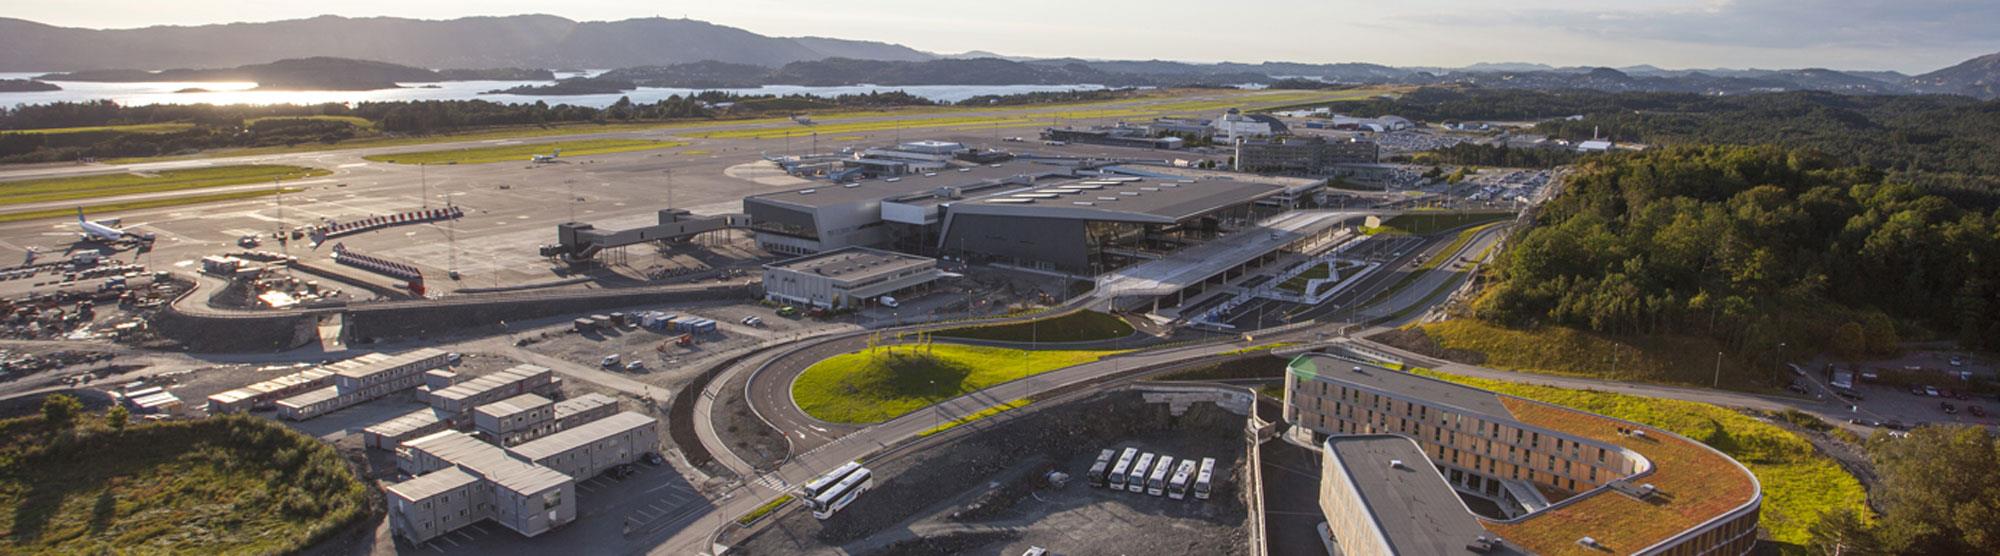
left=1914, top=51, right=2000, bottom=99
left=40, top=57, right=447, bottom=90
left=0, top=15, right=929, bottom=71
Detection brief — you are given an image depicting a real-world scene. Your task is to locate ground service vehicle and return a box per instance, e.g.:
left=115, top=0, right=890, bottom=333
left=1108, top=448, right=1138, bottom=490
left=1087, top=449, right=1116, bottom=488
left=1195, top=458, right=1217, bottom=500
left=1129, top=453, right=1155, bottom=493
left=1148, top=456, right=1174, bottom=496
left=1168, top=459, right=1198, bottom=500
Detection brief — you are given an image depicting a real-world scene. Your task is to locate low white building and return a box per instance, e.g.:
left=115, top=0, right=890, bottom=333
left=762, top=246, right=942, bottom=309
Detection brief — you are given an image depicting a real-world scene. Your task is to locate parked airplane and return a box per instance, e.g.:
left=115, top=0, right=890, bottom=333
left=531, top=148, right=562, bottom=163
left=77, top=208, right=154, bottom=244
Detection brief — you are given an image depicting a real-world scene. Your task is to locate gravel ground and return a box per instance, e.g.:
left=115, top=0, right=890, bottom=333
left=735, top=391, right=1250, bottom=555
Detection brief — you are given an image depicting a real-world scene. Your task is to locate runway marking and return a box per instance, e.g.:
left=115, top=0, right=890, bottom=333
left=337, top=163, right=369, bottom=168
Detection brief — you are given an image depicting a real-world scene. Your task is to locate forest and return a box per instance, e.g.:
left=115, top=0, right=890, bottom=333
left=1327, top=88, right=2000, bottom=204
left=1473, top=145, right=2000, bottom=357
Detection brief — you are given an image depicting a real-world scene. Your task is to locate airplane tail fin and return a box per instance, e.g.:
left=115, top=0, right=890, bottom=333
left=76, top=207, right=86, bottom=223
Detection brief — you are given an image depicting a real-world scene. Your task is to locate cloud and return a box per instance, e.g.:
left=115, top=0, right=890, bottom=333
left=1433, top=0, right=2000, bottom=51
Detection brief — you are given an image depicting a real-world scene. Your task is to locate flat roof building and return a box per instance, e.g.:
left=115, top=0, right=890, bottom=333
left=277, top=349, right=449, bottom=421
left=1320, top=435, right=1525, bottom=556
left=474, top=393, right=557, bottom=446
left=553, top=393, right=619, bottom=430
left=363, top=407, right=452, bottom=450
left=762, top=246, right=942, bottom=309
left=938, top=175, right=1287, bottom=275
left=742, top=161, right=1080, bottom=256
left=1235, top=136, right=1380, bottom=175
left=1283, top=353, right=1762, bottom=556
left=509, top=411, right=659, bottom=481
left=389, top=431, right=577, bottom=543
left=430, top=364, right=559, bottom=419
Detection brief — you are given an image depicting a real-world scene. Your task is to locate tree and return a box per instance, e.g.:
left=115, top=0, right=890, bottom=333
left=1866, top=426, right=2000, bottom=554
left=41, top=393, right=81, bottom=431
left=106, top=405, right=130, bottom=433
left=1808, top=508, right=1880, bottom=555
left=1832, top=322, right=1868, bottom=360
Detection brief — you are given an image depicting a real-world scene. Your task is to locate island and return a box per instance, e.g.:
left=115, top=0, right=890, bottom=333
left=484, top=77, right=636, bottom=96
left=0, top=79, right=61, bottom=92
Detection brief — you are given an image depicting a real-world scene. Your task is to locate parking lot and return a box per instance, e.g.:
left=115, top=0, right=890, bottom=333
left=1790, top=351, right=1999, bottom=431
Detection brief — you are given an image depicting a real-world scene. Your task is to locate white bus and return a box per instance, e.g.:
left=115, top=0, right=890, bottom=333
left=801, top=461, right=863, bottom=502
left=1195, top=457, right=1217, bottom=500
left=809, top=466, right=873, bottom=520
left=1108, top=448, right=1138, bottom=491
left=1168, top=459, right=1198, bottom=500
left=1128, top=453, right=1156, bottom=493
left=1147, top=456, right=1175, bottom=496
left=1087, top=449, right=1117, bottom=488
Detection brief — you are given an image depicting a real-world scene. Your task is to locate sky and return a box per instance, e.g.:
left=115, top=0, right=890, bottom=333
left=7, top=0, right=1997, bottom=73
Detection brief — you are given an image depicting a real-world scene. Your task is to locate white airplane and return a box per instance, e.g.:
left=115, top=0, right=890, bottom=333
left=77, top=208, right=154, bottom=244
left=531, top=148, right=562, bottom=163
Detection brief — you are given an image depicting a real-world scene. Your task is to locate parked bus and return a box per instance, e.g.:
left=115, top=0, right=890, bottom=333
left=809, top=466, right=873, bottom=520
left=1087, top=449, right=1116, bottom=488
left=1168, top=459, right=1198, bottom=500
left=1147, top=456, right=1175, bottom=496
left=1195, top=457, right=1217, bottom=500
left=1129, top=453, right=1156, bottom=493
left=1108, top=448, right=1138, bottom=491
left=802, top=461, right=863, bottom=502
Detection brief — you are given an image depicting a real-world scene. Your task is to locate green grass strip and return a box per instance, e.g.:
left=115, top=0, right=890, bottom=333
left=918, top=399, right=1031, bottom=437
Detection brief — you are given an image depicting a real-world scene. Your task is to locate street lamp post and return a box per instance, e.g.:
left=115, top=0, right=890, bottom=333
left=1713, top=351, right=1724, bottom=388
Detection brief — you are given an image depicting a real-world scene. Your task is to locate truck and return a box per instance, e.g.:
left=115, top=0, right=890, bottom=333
left=879, top=296, right=900, bottom=308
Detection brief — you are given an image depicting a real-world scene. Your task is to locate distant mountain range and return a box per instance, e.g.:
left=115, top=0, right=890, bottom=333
left=2, top=14, right=1997, bottom=99
left=37, top=58, right=553, bottom=90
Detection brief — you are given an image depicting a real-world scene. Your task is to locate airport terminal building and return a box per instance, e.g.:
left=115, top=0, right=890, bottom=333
left=938, top=176, right=1288, bottom=275
left=1283, top=353, right=1762, bottom=556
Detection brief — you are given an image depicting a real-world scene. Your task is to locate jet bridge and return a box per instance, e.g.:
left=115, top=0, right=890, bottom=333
left=539, top=209, right=750, bottom=265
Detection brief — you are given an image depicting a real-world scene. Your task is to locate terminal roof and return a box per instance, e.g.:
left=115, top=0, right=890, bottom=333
left=764, top=246, right=933, bottom=281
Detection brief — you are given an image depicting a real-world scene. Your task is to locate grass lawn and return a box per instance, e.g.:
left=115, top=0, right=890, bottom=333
left=931, top=311, right=1134, bottom=343
left=1411, top=368, right=1868, bottom=550
left=0, top=187, right=302, bottom=223
left=1416, top=319, right=1769, bottom=391
left=0, top=165, right=325, bottom=209
left=362, top=138, right=688, bottom=165
left=2, top=123, right=195, bottom=135
left=244, top=115, right=375, bottom=129
left=792, top=343, right=1123, bottom=424
left=734, top=495, right=793, bottom=526
left=1366, top=210, right=1513, bottom=236
left=918, top=399, right=1030, bottom=437
left=0, top=412, right=371, bottom=555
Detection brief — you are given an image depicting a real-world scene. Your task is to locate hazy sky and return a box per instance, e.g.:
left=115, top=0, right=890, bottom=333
left=8, top=0, right=1997, bottom=73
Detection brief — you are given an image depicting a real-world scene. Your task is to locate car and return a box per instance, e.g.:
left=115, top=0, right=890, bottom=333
left=445, top=352, right=462, bottom=365
left=1834, top=388, right=1864, bottom=401
left=1951, top=356, right=1966, bottom=367
left=642, top=452, right=665, bottom=466
left=1972, top=406, right=1988, bottom=417
left=624, top=361, right=645, bottom=372
left=1910, top=386, right=1927, bottom=396
left=1023, top=548, right=1048, bottom=556
left=1941, top=402, right=1958, bottom=414
left=1847, top=418, right=1882, bottom=427
left=1925, top=386, right=1941, bottom=397
left=601, top=354, right=621, bottom=368
left=1786, top=383, right=1810, bottom=395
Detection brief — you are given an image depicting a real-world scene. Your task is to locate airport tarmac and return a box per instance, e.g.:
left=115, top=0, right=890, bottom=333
left=0, top=113, right=1225, bottom=299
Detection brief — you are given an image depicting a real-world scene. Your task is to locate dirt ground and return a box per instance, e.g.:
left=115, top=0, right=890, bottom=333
left=734, top=391, right=1250, bottom=555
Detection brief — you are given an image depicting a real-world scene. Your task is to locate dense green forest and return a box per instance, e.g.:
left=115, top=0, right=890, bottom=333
left=1809, top=425, right=2000, bottom=554
left=1328, top=88, right=2000, bottom=203
left=1474, top=145, right=2000, bottom=356
left=0, top=90, right=938, bottom=163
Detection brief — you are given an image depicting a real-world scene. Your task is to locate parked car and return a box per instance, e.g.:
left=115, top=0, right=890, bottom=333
left=1925, top=386, right=1941, bottom=397
left=1972, top=406, right=1988, bottom=418
left=624, top=361, right=645, bottom=372
left=1847, top=418, right=1882, bottom=427
left=1941, top=402, right=1959, bottom=414
left=1952, top=356, right=1966, bottom=367
left=642, top=452, right=665, bottom=466
left=1786, top=382, right=1810, bottom=395
left=601, top=354, right=621, bottom=368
